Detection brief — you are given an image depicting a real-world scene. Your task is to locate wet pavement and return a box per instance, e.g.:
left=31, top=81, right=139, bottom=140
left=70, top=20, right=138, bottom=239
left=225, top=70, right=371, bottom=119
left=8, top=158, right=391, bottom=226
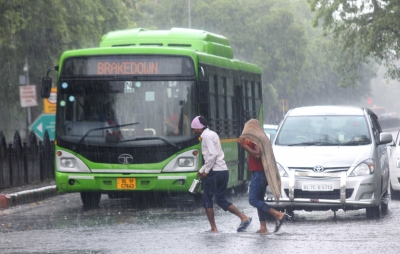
left=1, top=191, right=400, bottom=254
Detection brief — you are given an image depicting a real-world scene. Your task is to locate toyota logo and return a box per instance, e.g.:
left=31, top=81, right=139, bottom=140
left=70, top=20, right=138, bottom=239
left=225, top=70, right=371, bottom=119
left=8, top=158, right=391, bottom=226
left=118, top=154, right=133, bottom=164
left=313, top=165, right=325, bottom=172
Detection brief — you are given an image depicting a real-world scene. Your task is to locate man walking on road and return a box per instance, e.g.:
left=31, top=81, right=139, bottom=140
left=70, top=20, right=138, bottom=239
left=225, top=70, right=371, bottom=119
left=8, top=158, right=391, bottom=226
left=191, top=116, right=252, bottom=233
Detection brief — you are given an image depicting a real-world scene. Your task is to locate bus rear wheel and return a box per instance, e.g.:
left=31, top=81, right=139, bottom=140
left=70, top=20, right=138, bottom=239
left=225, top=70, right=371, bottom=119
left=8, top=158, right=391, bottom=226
left=80, top=192, right=101, bottom=208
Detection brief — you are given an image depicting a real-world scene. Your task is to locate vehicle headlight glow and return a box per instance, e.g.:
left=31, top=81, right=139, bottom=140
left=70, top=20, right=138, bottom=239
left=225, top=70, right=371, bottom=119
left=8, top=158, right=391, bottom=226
left=178, top=157, right=194, bottom=167
left=277, top=163, right=288, bottom=177
left=349, top=159, right=374, bottom=177
left=60, top=158, right=76, bottom=168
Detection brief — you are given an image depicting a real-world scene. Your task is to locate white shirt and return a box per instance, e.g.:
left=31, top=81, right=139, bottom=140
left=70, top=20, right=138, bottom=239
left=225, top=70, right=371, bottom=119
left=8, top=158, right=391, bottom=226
left=199, top=128, right=228, bottom=173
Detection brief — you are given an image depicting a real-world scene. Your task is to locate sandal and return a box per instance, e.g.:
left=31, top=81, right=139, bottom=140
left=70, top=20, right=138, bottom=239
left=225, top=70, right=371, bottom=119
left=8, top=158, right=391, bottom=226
left=274, top=214, right=291, bottom=233
left=237, top=217, right=252, bottom=232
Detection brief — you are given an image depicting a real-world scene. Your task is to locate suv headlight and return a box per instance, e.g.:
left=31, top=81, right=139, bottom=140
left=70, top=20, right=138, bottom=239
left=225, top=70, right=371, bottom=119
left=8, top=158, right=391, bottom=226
left=277, top=163, right=288, bottom=177
left=349, top=159, right=374, bottom=177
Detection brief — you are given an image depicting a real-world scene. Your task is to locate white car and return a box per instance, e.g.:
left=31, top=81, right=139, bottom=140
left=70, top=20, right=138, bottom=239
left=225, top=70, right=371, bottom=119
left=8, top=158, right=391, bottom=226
left=388, top=130, right=400, bottom=199
left=263, top=124, right=278, bottom=142
left=267, top=106, right=392, bottom=219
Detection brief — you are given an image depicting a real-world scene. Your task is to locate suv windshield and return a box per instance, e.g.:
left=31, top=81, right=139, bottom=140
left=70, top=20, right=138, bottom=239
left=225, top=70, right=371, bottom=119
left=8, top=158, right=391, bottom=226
left=56, top=80, right=196, bottom=146
left=275, top=115, right=371, bottom=146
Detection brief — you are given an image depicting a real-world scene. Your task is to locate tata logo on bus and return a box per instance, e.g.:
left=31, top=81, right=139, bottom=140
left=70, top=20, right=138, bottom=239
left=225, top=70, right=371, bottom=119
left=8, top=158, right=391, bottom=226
left=97, top=61, right=159, bottom=75
left=118, top=154, right=133, bottom=164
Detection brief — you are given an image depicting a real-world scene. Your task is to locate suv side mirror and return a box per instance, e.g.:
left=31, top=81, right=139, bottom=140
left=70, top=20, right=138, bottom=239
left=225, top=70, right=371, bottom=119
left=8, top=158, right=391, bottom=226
left=379, top=133, right=393, bottom=145
left=41, top=77, right=52, bottom=98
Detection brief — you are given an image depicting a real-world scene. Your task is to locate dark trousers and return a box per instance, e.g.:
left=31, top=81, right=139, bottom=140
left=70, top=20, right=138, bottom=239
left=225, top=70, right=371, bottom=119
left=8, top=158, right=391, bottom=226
left=202, top=170, right=232, bottom=211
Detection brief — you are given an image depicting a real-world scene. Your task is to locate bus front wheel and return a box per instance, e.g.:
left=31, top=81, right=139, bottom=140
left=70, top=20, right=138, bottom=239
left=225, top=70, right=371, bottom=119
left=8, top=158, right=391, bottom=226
left=80, top=192, right=101, bottom=208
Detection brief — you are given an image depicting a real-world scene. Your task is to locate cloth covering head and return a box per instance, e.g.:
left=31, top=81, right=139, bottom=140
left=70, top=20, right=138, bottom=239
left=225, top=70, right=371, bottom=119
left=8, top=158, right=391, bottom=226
left=240, top=119, right=281, bottom=202
left=191, top=116, right=208, bottom=129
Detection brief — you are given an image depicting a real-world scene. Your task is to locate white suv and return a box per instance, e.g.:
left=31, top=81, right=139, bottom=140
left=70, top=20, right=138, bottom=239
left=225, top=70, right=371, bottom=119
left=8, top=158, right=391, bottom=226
left=267, top=106, right=392, bottom=219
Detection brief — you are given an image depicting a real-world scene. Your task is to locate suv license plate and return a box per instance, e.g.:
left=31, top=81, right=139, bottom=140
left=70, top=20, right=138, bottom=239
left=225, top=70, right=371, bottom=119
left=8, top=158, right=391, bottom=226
left=302, top=182, right=334, bottom=191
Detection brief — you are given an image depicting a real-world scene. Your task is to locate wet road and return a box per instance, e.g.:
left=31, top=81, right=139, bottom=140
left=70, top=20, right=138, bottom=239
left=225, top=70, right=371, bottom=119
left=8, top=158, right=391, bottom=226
left=1, top=191, right=400, bottom=254
left=1, top=128, right=398, bottom=253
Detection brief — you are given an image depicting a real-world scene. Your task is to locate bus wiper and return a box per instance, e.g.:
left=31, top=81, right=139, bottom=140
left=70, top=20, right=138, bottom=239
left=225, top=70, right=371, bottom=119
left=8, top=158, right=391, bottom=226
left=77, top=122, right=139, bottom=145
left=120, top=136, right=178, bottom=148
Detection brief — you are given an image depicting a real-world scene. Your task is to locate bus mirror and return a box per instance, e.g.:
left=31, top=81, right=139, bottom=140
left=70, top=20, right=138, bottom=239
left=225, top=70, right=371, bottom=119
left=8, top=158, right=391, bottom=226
left=41, top=77, right=52, bottom=98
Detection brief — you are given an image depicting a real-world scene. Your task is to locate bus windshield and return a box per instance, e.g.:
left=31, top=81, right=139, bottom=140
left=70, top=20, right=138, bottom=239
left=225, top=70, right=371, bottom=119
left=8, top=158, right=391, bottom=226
left=57, top=79, right=196, bottom=146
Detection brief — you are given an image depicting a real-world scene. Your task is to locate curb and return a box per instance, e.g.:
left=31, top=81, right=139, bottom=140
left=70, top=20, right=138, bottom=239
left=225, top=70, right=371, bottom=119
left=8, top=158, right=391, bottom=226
left=0, top=185, right=57, bottom=209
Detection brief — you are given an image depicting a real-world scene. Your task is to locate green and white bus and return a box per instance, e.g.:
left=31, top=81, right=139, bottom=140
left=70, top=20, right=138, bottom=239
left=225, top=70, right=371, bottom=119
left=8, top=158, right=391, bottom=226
left=41, top=28, right=263, bottom=207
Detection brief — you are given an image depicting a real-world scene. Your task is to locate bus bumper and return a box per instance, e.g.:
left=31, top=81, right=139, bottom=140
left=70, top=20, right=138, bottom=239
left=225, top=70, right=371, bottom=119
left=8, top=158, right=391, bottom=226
left=55, top=172, right=198, bottom=193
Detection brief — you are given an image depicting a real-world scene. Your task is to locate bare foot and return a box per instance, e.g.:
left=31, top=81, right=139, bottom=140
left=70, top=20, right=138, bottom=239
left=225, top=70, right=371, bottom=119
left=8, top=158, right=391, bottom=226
left=242, top=216, right=251, bottom=222
left=256, top=229, right=269, bottom=234
left=276, top=212, right=284, bottom=221
left=204, top=229, right=218, bottom=233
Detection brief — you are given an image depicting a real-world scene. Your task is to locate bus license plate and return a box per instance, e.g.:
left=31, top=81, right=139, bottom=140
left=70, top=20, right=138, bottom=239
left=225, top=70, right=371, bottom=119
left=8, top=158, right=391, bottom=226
left=117, top=178, right=136, bottom=189
left=302, top=182, right=334, bottom=191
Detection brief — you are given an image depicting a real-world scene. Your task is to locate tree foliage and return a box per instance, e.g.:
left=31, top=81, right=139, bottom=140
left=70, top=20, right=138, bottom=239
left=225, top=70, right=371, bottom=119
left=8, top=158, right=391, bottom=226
left=0, top=0, right=137, bottom=138
left=136, top=0, right=372, bottom=123
left=0, top=0, right=376, bottom=138
left=309, top=0, right=400, bottom=80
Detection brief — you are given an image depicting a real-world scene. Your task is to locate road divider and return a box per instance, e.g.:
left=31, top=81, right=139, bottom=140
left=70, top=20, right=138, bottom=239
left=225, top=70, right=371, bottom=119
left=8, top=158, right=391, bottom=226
left=0, top=185, right=56, bottom=209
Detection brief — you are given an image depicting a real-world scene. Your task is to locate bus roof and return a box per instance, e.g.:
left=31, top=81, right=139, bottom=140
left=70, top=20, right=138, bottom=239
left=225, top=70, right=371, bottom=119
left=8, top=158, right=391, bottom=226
left=100, top=28, right=234, bottom=59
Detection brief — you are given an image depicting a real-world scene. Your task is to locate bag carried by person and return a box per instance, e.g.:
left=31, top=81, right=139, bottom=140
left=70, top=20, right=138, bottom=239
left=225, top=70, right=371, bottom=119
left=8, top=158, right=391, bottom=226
left=188, top=178, right=201, bottom=193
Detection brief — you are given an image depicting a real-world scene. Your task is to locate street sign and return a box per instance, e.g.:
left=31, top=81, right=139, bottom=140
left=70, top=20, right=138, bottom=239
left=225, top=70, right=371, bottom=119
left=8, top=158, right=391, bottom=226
left=43, top=88, right=57, bottom=114
left=279, top=99, right=289, bottom=111
left=29, top=114, right=55, bottom=140
left=20, top=85, right=38, bottom=107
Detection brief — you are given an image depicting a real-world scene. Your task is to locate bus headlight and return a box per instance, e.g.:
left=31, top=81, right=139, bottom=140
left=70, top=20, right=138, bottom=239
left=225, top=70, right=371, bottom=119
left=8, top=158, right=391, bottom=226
left=61, top=158, right=76, bottom=168
left=162, top=150, right=199, bottom=172
left=178, top=157, right=194, bottom=167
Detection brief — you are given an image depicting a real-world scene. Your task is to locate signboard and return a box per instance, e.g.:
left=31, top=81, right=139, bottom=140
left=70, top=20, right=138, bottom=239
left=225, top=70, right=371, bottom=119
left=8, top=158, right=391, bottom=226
left=61, top=56, right=194, bottom=76
left=279, top=99, right=289, bottom=111
left=29, top=114, right=55, bottom=140
left=20, top=85, right=38, bottom=107
left=43, top=88, right=57, bottom=114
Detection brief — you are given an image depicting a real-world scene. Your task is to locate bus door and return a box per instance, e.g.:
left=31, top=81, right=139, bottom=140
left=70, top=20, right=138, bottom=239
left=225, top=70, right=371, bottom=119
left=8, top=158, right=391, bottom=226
left=234, top=83, right=246, bottom=180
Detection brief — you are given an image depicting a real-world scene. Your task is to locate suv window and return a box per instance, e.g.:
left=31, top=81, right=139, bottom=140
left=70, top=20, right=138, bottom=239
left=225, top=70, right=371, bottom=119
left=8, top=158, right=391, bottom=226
left=276, top=115, right=371, bottom=146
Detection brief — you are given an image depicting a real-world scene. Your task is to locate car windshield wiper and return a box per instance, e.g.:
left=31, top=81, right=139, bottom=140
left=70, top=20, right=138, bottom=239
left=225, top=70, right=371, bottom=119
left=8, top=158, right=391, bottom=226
left=287, top=141, right=319, bottom=146
left=77, top=122, right=139, bottom=145
left=340, top=140, right=371, bottom=146
left=120, top=136, right=178, bottom=149
left=287, top=141, right=339, bottom=146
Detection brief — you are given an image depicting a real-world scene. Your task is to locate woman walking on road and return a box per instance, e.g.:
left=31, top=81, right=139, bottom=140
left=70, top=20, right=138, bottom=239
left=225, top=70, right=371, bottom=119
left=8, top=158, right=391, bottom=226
left=238, top=119, right=288, bottom=234
left=191, top=116, right=252, bottom=233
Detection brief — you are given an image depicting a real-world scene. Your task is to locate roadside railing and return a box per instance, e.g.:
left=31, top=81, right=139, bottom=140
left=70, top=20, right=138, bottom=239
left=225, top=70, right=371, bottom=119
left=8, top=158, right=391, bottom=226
left=0, top=130, right=54, bottom=189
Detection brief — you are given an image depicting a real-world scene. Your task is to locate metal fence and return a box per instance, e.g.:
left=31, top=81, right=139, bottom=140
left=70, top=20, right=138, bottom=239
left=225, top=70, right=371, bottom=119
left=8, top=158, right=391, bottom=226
left=0, top=130, right=54, bottom=189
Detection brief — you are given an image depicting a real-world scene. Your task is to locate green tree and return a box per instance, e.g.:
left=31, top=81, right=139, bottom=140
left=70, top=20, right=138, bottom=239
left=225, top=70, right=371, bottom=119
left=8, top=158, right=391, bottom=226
left=135, top=0, right=373, bottom=122
left=0, top=0, right=137, bottom=139
left=309, top=0, right=400, bottom=81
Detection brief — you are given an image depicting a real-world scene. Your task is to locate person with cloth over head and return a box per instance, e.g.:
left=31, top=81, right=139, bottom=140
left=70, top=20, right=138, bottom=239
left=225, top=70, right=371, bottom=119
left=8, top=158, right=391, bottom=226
left=191, top=116, right=252, bottom=233
left=238, top=119, right=289, bottom=234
